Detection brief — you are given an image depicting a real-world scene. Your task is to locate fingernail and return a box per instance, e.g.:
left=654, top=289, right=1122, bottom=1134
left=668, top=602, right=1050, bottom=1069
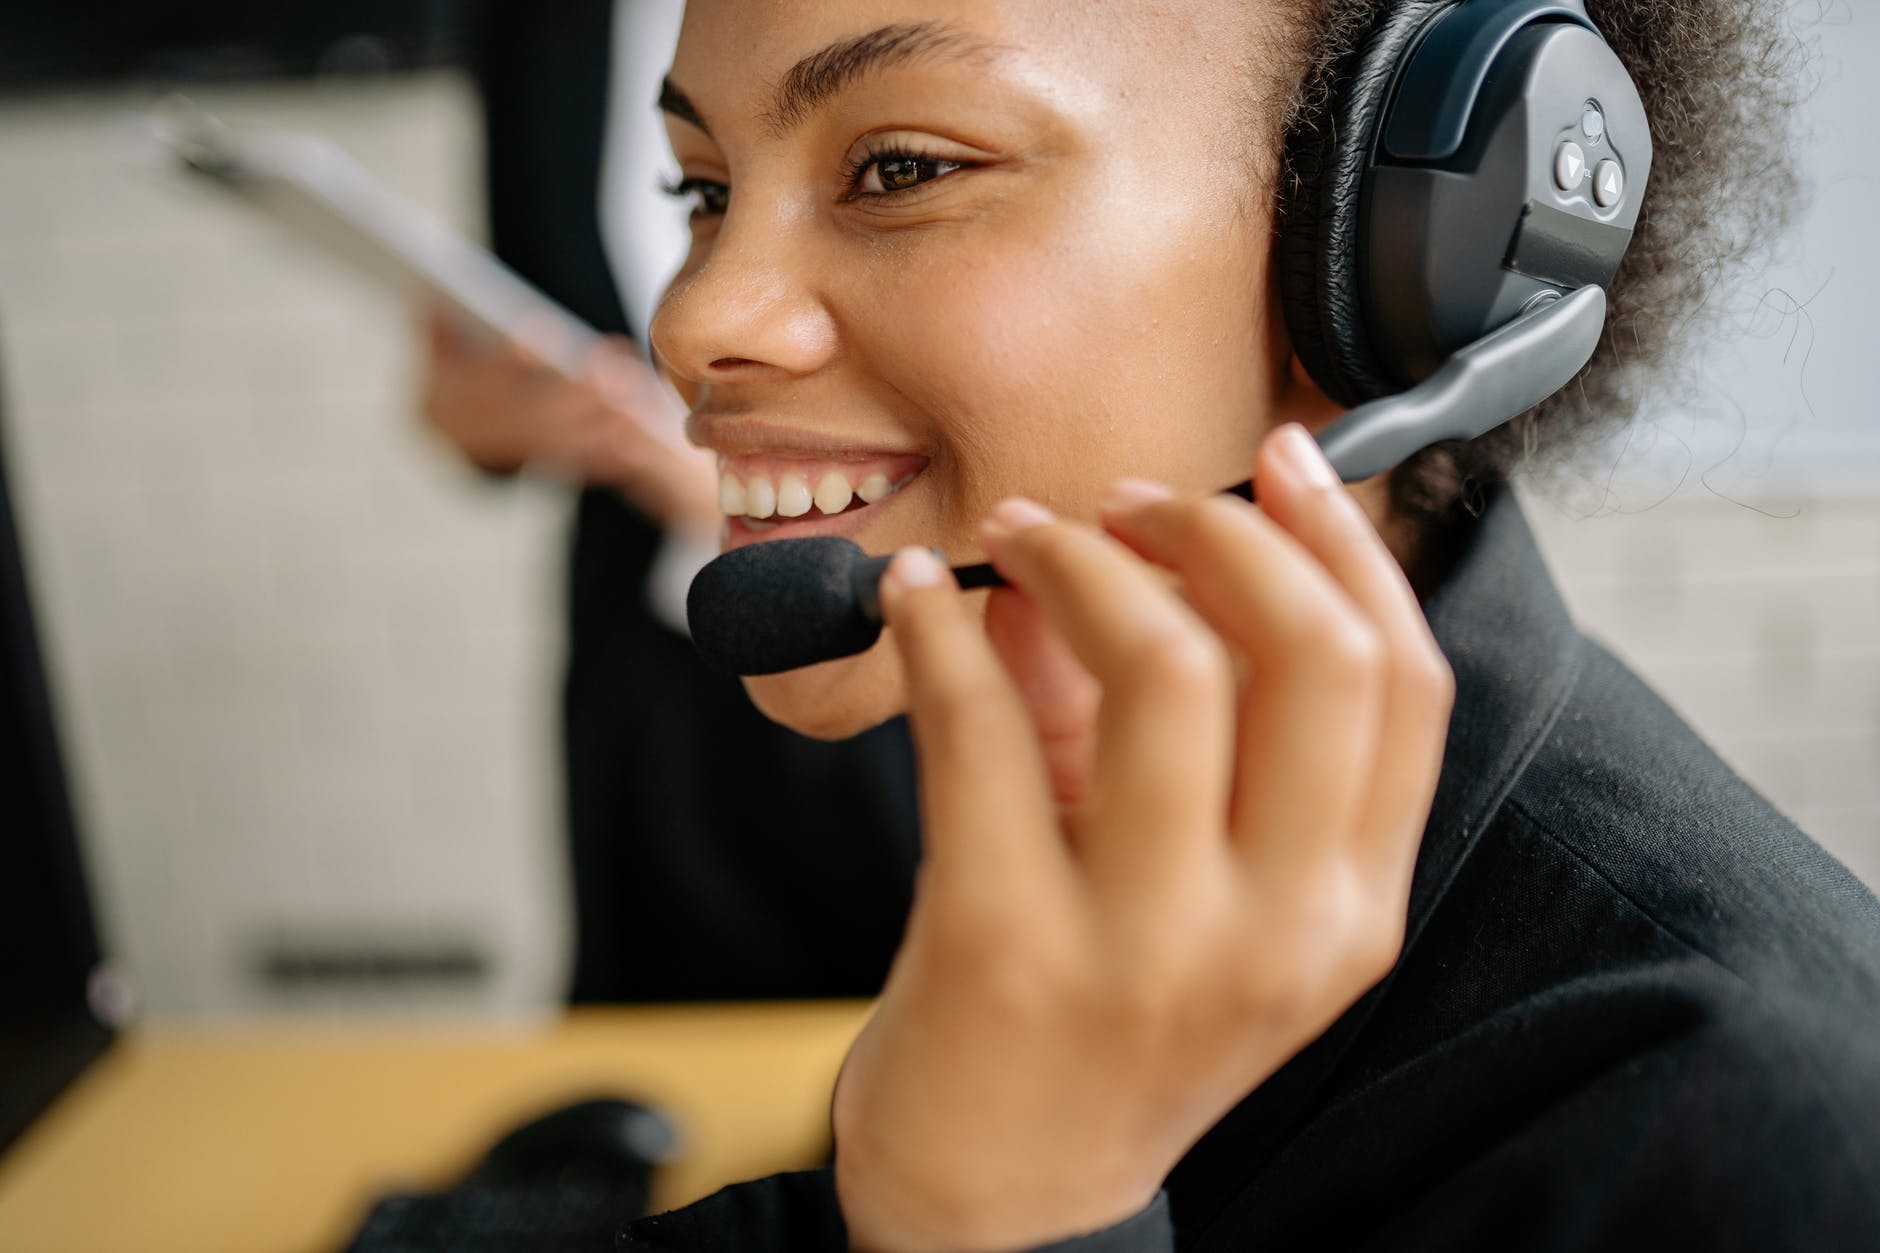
left=1276, top=424, right=1339, bottom=489
left=983, top=497, right=1055, bottom=542
left=1102, top=478, right=1175, bottom=512
left=887, top=546, right=948, bottom=590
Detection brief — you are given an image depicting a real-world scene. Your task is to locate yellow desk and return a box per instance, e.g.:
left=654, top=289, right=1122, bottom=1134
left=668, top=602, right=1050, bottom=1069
left=0, top=1001, right=873, bottom=1253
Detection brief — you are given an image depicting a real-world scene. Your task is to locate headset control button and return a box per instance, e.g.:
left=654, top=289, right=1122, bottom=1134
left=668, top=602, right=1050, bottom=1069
left=1582, top=103, right=1606, bottom=144
left=1593, top=159, right=1625, bottom=207
left=1554, top=142, right=1587, bottom=191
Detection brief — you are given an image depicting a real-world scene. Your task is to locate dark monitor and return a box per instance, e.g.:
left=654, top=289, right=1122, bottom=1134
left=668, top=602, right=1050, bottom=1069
left=0, top=328, right=113, bottom=1155
left=0, top=0, right=465, bottom=92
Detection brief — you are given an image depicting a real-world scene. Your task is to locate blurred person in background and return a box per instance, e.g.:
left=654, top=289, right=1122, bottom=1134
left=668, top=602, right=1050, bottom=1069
left=420, top=0, right=920, bottom=1003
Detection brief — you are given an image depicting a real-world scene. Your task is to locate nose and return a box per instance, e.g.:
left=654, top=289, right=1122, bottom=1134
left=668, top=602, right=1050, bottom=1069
left=651, top=208, right=839, bottom=392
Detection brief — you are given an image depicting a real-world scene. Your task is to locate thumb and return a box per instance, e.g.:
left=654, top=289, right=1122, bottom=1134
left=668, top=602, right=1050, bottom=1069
left=984, top=586, right=1101, bottom=811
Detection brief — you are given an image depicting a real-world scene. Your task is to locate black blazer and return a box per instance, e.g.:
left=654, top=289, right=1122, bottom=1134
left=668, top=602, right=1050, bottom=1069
left=621, top=489, right=1880, bottom=1251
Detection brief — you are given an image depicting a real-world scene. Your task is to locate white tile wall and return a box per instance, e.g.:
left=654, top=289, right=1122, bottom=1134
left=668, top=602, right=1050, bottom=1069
left=0, top=73, right=572, bottom=1016
left=0, top=72, right=1873, bottom=1019
left=1525, top=488, right=1880, bottom=889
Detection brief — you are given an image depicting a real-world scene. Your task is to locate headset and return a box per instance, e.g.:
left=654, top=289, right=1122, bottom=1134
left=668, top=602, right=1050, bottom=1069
left=1280, top=0, right=1650, bottom=478
left=688, top=0, right=1656, bottom=674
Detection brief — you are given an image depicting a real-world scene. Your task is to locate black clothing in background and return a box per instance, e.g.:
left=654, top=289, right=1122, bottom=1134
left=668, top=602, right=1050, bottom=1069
left=621, top=490, right=1880, bottom=1251
left=467, top=0, right=921, bottom=1003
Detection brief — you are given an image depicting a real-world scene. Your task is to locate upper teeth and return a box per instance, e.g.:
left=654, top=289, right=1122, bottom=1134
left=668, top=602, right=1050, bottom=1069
left=814, top=472, right=853, bottom=515
left=777, top=473, right=813, bottom=518
left=718, top=468, right=908, bottom=519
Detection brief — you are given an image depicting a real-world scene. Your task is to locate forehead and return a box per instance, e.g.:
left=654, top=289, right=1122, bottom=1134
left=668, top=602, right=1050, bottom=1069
left=667, top=0, right=1266, bottom=136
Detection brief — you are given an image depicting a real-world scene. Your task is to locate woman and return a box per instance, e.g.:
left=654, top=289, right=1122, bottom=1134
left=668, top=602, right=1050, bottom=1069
left=624, top=0, right=1880, bottom=1249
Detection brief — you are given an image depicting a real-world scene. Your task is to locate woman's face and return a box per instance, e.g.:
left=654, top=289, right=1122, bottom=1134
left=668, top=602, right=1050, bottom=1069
left=654, top=0, right=1324, bottom=738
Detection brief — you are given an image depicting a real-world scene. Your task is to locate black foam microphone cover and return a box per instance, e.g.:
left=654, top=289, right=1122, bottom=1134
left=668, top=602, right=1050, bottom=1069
left=686, top=537, right=892, bottom=676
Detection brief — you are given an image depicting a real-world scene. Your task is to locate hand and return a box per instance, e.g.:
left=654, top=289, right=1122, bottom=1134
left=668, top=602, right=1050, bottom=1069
left=417, top=313, right=719, bottom=532
left=832, top=424, right=1454, bottom=1252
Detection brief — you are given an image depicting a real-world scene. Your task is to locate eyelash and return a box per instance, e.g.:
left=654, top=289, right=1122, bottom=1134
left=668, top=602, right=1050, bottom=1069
left=661, top=145, right=970, bottom=220
left=662, top=175, right=730, bottom=219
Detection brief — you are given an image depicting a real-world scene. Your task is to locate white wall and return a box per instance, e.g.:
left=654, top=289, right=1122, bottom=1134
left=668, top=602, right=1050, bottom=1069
left=1585, top=2, right=1879, bottom=496
left=0, top=73, right=571, bottom=1016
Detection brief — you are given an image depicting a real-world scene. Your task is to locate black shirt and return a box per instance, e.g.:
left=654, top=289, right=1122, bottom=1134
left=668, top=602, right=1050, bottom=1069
left=621, top=488, right=1880, bottom=1250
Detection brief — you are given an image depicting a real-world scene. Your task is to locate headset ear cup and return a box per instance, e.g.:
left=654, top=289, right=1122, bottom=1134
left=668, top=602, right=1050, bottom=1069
left=1278, top=0, right=1453, bottom=408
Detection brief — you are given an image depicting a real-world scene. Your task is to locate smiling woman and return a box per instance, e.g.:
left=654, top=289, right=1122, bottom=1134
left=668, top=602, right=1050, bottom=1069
left=619, top=2, right=1880, bottom=1252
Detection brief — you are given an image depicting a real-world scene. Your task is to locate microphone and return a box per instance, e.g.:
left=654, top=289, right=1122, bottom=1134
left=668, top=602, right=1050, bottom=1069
left=687, top=286, right=1605, bottom=676
left=687, top=483, right=1256, bottom=676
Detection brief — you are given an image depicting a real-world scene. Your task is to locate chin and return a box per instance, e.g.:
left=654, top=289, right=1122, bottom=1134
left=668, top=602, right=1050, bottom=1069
left=742, top=638, right=908, bottom=741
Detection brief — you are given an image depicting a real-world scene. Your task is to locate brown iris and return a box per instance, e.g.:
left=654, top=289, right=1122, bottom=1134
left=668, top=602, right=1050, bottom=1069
left=875, top=156, right=928, bottom=191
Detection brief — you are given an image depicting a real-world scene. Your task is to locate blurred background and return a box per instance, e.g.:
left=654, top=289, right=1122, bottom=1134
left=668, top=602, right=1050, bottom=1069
left=0, top=0, right=1873, bottom=1026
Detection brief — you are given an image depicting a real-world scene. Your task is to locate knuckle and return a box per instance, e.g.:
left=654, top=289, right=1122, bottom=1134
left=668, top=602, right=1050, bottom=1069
left=1401, top=645, right=1456, bottom=711
left=1314, top=866, right=1407, bottom=984
left=1285, top=616, right=1385, bottom=700
left=1323, top=618, right=1386, bottom=678
left=1336, top=911, right=1405, bottom=990
left=1263, top=595, right=1342, bottom=658
left=1133, top=621, right=1231, bottom=695
left=1290, top=863, right=1374, bottom=945
left=1361, top=912, right=1408, bottom=980
left=1233, top=867, right=1409, bottom=1023
left=1162, top=628, right=1230, bottom=687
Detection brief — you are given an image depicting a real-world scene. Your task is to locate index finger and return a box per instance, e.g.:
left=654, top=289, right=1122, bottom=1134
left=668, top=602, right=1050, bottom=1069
left=879, top=548, right=1069, bottom=898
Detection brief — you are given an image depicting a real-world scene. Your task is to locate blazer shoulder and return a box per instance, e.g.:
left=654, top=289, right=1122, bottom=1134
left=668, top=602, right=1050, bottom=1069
left=1503, top=637, right=1880, bottom=1003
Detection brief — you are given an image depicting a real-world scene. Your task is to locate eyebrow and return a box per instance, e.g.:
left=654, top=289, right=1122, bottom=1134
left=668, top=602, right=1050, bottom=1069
left=659, top=21, right=1000, bottom=142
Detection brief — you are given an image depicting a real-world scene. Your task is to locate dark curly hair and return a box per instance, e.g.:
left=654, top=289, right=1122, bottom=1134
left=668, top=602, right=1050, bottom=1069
left=1263, top=0, right=1809, bottom=535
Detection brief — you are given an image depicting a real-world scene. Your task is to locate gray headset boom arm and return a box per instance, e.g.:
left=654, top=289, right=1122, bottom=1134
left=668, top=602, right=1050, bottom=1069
left=1316, top=284, right=1607, bottom=485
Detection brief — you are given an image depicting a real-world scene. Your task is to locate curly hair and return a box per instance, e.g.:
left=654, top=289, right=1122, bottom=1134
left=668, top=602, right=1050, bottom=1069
left=1267, top=0, right=1809, bottom=534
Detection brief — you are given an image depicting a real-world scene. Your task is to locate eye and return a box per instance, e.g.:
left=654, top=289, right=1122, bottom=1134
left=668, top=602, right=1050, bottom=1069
left=662, top=176, right=729, bottom=220
left=850, top=150, right=967, bottom=197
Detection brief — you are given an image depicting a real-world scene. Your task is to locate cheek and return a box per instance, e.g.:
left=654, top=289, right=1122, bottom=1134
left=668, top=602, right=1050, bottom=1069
left=847, top=192, right=1274, bottom=523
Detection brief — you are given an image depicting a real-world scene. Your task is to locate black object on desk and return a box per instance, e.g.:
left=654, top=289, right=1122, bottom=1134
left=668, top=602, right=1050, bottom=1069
left=342, top=1096, right=682, bottom=1253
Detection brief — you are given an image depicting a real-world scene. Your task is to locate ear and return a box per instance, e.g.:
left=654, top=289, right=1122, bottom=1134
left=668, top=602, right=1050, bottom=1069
left=1260, top=266, right=1400, bottom=538
left=1261, top=251, right=1346, bottom=436
left=1273, top=351, right=1347, bottom=434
